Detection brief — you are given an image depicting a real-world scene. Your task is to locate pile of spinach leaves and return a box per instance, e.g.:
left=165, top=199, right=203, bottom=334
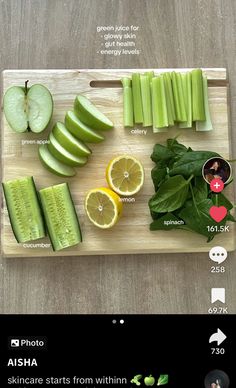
left=149, top=138, right=235, bottom=242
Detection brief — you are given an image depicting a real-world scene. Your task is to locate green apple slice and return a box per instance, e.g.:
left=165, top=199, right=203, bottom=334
left=3, top=83, right=53, bottom=133
left=74, top=95, right=113, bottom=130
left=48, top=133, right=88, bottom=167
left=52, top=122, right=91, bottom=157
left=39, top=145, right=76, bottom=177
left=27, top=84, right=53, bottom=133
left=65, top=111, right=104, bottom=143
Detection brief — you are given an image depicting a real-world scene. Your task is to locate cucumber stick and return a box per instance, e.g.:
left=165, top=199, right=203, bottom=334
left=2, top=177, right=45, bottom=243
left=39, top=183, right=82, bottom=251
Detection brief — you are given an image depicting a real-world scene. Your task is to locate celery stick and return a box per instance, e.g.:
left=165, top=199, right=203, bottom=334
left=152, top=76, right=168, bottom=132
left=176, top=72, right=187, bottom=122
left=163, top=73, right=174, bottom=126
left=196, top=75, right=213, bottom=131
left=179, top=72, right=192, bottom=128
left=191, top=69, right=206, bottom=121
left=164, top=72, right=176, bottom=121
left=140, top=74, right=152, bottom=127
left=122, top=77, right=134, bottom=127
left=171, top=72, right=181, bottom=121
left=145, top=71, right=155, bottom=84
left=132, top=73, right=143, bottom=124
left=171, top=72, right=187, bottom=122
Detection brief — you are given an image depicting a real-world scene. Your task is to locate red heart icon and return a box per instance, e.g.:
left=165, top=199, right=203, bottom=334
left=209, top=206, right=227, bottom=222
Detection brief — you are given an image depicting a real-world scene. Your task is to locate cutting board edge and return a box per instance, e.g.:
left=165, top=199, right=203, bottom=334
left=2, top=233, right=236, bottom=258
left=1, top=67, right=227, bottom=80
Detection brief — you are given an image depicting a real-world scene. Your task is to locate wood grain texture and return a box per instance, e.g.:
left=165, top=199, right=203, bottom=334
left=0, top=0, right=236, bottom=314
left=1, top=68, right=235, bottom=257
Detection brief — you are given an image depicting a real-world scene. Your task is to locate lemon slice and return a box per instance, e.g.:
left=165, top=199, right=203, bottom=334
left=106, top=155, right=144, bottom=196
left=85, top=187, right=122, bottom=229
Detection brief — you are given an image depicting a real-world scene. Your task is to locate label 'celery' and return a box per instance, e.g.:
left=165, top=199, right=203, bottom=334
left=191, top=69, right=206, bottom=121
left=132, top=73, right=143, bottom=124
left=122, top=77, right=134, bottom=127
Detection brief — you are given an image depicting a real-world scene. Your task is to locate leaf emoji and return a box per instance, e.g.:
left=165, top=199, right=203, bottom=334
left=157, top=374, right=169, bottom=386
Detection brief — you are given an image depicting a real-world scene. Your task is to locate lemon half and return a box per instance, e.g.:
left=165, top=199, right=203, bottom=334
left=85, top=187, right=122, bottom=229
left=106, top=155, right=144, bottom=196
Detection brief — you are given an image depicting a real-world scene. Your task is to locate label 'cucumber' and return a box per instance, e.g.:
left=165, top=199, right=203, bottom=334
left=2, top=176, right=45, bottom=243
left=39, top=183, right=82, bottom=251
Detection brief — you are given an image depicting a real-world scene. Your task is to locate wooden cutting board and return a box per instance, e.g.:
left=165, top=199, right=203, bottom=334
left=1, top=69, right=235, bottom=257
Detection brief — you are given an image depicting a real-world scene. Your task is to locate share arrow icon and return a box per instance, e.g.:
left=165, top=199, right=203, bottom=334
left=209, top=328, right=227, bottom=346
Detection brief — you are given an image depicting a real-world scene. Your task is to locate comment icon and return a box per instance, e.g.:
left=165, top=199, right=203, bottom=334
left=209, top=246, right=227, bottom=264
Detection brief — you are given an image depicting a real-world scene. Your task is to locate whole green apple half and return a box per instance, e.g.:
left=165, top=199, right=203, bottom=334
left=144, top=375, right=155, bottom=386
left=3, top=81, right=53, bottom=133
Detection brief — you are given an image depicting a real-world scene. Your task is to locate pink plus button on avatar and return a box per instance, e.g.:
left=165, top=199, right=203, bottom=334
left=210, top=178, right=224, bottom=193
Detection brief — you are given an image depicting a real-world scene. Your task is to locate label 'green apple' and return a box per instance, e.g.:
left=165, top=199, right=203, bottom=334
left=3, top=81, right=53, bottom=133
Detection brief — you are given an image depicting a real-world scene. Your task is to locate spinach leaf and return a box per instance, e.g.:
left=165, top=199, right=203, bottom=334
left=151, top=144, right=175, bottom=164
left=151, top=166, right=167, bottom=191
left=180, top=198, right=193, bottom=208
left=150, top=213, right=183, bottom=231
left=193, top=176, right=208, bottom=202
left=150, top=210, right=165, bottom=220
left=227, top=213, right=236, bottom=222
left=169, top=151, right=220, bottom=177
left=167, top=138, right=188, bottom=155
left=149, top=175, right=191, bottom=213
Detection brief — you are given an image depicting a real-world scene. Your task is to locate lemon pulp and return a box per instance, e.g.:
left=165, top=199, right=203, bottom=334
left=85, top=187, right=122, bottom=229
left=106, top=155, right=144, bottom=196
